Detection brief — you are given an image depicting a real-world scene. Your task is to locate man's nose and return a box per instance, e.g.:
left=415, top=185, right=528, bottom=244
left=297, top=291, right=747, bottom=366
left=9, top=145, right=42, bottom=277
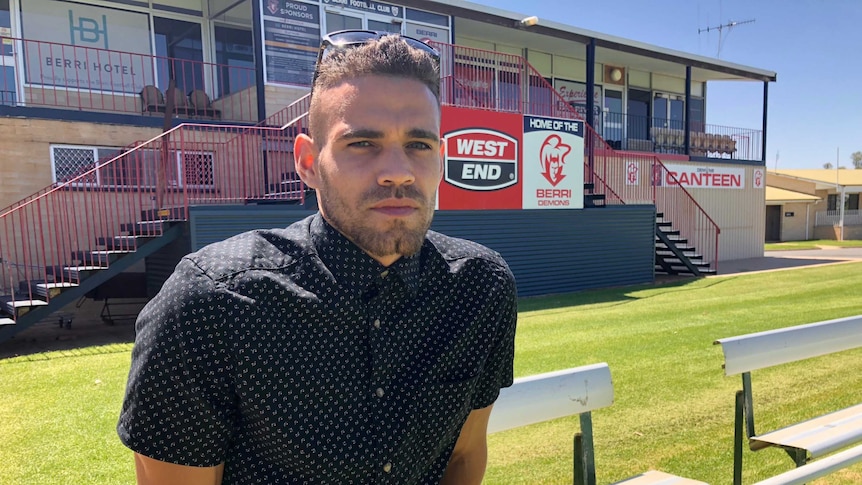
left=377, top=146, right=415, bottom=186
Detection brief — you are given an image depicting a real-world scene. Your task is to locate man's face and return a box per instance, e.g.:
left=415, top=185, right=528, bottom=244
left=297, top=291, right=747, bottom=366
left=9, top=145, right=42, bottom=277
left=296, top=75, right=442, bottom=266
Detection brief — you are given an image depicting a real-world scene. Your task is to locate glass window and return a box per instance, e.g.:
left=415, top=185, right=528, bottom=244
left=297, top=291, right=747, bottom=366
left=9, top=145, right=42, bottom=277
left=497, top=70, right=520, bottom=112
left=652, top=93, right=668, bottom=128
left=153, top=17, right=204, bottom=95
left=0, top=0, right=9, bottom=28
left=368, top=19, right=400, bottom=33
left=1, top=65, right=15, bottom=105
left=690, top=97, right=705, bottom=132
left=325, top=13, right=362, bottom=34
left=405, top=8, right=448, bottom=27
left=214, top=25, right=253, bottom=97
left=0, top=0, right=11, bottom=56
left=603, top=90, right=623, bottom=149
left=669, top=97, right=684, bottom=131
left=528, top=75, right=554, bottom=116
left=627, top=88, right=650, bottom=140
left=850, top=194, right=860, bottom=211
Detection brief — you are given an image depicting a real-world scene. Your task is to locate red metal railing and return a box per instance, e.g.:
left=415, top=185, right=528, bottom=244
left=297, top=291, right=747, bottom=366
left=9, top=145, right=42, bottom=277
left=0, top=36, right=257, bottom=123
left=433, top=41, right=720, bottom=269
left=0, top=117, right=312, bottom=308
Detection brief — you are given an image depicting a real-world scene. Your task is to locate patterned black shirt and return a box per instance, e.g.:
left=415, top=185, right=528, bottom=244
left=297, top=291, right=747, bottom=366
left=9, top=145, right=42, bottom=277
left=118, top=213, right=517, bottom=484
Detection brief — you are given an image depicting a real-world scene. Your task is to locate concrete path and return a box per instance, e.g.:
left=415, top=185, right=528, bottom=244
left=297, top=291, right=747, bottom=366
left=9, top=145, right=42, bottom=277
left=716, top=248, right=862, bottom=276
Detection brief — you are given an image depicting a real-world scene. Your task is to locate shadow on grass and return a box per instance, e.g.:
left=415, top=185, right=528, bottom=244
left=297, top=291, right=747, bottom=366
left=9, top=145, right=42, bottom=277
left=0, top=316, right=136, bottom=363
left=518, top=275, right=733, bottom=313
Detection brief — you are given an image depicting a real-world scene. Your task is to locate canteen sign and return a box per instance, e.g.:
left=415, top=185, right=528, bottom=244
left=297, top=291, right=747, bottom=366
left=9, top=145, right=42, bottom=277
left=663, top=163, right=745, bottom=189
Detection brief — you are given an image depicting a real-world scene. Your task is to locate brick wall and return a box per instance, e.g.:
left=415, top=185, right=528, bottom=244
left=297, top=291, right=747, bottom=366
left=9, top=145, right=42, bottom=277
left=0, top=118, right=160, bottom=208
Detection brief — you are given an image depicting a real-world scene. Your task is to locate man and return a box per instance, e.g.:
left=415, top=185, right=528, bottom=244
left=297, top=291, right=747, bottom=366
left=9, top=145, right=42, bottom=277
left=118, top=31, right=517, bottom=484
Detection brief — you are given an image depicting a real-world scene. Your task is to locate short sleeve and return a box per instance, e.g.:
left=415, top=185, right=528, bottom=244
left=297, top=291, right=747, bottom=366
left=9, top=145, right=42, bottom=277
left=117, top=256, right=238, bottom=466
left=470, top=262, right=517, bottom=410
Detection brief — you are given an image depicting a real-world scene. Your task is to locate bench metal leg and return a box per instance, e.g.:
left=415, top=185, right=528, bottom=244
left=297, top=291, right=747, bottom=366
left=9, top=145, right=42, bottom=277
left=734, top=389, right=745, bottom=485
left=783, top=447, right=807, bottom=467
left=574, top=412, right=597, bottom=485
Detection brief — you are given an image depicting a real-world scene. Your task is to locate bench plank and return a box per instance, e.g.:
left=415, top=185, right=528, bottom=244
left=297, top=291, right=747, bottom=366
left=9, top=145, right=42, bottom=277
left=488, top=363, right=613, bottom=434
left=751, top=443, right=862, bottom=485
left=612, top=470, right=707, bottom=484
left=751, top=403, right=862, bottom=457
left=715, top=315, right=862, bottom=376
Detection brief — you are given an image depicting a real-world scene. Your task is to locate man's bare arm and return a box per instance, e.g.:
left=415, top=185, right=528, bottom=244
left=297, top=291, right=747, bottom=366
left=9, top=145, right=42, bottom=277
left=440, top=405, right=493, bottom=485
left=135, top=453, right=224, bottom=485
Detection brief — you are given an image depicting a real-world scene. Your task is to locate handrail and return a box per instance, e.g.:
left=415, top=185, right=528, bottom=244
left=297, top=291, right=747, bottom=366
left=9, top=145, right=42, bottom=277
left=0, top=116, right=309, bottom=306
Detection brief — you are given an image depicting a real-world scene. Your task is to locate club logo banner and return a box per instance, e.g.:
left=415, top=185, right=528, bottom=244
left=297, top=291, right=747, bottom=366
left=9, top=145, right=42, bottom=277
left=522, top=116, right=584, bottom=209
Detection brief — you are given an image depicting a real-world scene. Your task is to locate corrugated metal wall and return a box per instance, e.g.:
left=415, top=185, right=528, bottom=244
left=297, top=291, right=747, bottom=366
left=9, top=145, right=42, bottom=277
left=145, top=232, right=192, bottom=298
left=188, top=205, right=656, bottom=297
left=660, top=161, right=766, bottom=261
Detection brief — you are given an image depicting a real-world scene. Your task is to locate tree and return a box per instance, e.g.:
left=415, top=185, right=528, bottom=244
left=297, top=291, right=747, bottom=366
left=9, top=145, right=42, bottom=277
left=823, top=162, right=834, bottom=169
left=851, top=151, right=862, bottom=169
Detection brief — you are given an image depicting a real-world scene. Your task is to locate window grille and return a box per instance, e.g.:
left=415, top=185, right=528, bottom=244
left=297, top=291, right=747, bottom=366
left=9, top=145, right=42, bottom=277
left=50, top=145, right=212, bottom=188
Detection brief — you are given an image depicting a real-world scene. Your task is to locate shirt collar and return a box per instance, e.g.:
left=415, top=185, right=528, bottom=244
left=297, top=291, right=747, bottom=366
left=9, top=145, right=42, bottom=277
left=311, top=213, right=422, bottom=297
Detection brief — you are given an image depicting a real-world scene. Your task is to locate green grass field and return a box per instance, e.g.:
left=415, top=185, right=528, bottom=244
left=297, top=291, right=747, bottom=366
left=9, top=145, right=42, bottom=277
left=765, top=239, right=862, bottom=251
left=2, top=263, right=861, bottom=484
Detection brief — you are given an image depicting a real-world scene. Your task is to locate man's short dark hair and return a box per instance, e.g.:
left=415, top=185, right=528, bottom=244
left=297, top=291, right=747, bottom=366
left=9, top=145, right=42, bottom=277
left=308, top=35, right=441, bottom=142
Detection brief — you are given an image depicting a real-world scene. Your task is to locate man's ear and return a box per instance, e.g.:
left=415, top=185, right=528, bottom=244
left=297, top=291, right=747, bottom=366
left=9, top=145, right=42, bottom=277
left=294, top=133, right=321, bottom=189
left=437, top=138, right=446, bottom=182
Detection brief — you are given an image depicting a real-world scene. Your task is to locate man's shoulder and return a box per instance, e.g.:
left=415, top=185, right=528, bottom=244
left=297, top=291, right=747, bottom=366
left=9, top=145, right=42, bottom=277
left=426, top=230, right=509, bottom=270
left=186, top=215, right=315, bottom=278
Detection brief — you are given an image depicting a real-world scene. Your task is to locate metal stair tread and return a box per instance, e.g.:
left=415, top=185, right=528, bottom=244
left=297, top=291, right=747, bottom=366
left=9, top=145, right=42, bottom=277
left=6, top=299, right=49, bottom=308
left=0, top=317, right=15, bottom=326
left=36, top=282, right=79, bottom=290
left=64, top=265, right=106, bottom=271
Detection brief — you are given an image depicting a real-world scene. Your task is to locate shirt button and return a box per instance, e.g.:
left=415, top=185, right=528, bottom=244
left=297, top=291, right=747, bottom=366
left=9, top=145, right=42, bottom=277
left=381, top=270, right=389, bottom=278
left=373, top=318, right=381, bottom=329
left=383, top=462, right=392, bottom=473
left=375, top=387, right=385, bottom=398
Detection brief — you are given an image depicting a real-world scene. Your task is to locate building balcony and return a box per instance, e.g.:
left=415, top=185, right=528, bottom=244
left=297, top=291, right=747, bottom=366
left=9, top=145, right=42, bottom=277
left=598, top=112, right=763, bottom=162
left=0, top=36, right=257, bottom=123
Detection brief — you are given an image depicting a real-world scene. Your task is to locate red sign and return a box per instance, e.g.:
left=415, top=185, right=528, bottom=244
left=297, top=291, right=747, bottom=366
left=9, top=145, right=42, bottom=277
left=439, top=106, right=522, bottom=209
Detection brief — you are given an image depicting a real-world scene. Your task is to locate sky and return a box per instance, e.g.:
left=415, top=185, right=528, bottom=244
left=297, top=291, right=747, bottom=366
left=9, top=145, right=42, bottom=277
left=478, top=0, right=861, bottom=169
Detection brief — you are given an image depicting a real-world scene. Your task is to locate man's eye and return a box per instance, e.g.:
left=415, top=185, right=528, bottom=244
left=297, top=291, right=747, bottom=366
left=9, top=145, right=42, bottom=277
left=408, top=142, right=432, bottom=150
left=349, top=141, right=373, bottom=148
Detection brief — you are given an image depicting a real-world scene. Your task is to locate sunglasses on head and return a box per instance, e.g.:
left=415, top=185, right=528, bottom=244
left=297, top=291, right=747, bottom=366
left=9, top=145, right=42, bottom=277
left=311, top=30, right=441, bottom=89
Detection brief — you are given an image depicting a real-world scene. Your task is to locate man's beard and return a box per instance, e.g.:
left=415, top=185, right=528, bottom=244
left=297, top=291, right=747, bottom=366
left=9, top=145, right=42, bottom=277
left=318, top=176, right=434, bottom=260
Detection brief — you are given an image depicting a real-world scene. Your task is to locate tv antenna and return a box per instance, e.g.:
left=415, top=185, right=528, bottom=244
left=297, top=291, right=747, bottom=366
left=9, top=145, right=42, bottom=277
left=698, top=18, right=755, bottom=58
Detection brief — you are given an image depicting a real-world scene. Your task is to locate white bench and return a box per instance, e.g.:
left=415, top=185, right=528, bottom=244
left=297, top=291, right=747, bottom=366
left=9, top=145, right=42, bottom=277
left=714, top=315, right=862, bottom=485
left=489, top=363, right=707, bottom=485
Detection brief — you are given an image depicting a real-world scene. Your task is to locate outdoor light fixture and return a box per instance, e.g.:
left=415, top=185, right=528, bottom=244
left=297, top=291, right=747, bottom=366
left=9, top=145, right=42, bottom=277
left=610, top=68, right=623, bottom=82
left=518, top=16, right=539, bottom=28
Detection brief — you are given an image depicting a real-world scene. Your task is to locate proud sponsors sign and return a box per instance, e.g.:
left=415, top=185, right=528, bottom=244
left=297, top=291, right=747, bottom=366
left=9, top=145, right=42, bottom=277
left=663, top=164, right=745, bottom=189
left=438, top=107, right=522, bottom=209
left=522, top=116, right=584, bottom=209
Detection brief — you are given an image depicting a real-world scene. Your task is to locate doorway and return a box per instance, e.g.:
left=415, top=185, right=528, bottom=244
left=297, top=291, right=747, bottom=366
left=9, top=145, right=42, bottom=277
left=603, top=89, right=623, bottom=150
left=765, top=205, right=781, bottom=242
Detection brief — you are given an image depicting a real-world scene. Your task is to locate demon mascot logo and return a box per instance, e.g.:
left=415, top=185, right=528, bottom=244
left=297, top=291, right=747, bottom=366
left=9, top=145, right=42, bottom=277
left=539, top=134, right=571, bottom=186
